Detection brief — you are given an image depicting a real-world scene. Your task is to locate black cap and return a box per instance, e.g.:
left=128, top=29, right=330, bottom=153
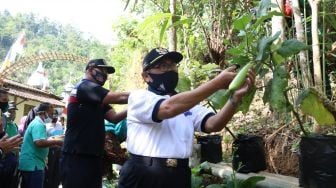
left=0, top=87, right=9, bottom=94
left=85, top=59, right=115, bottom=74
left=142, top=48, right=183, bottom=71
left=8, top=101, right=18, bottom=110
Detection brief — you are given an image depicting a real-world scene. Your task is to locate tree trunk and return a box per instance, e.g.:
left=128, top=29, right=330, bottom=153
left=308, top=0, right=322, bottom=91
left=271, top=0, right=285, bottom=41
left=168, top=0, right=177, bottom=51
left=292, top=0, right=313, bottom=88
left=308, top=0, right=322, bottom=132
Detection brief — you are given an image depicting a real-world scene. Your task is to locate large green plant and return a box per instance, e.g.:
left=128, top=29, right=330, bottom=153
left=207, top=0, right=309, bottom=114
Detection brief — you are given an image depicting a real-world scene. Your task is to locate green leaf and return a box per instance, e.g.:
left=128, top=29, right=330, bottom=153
left=233, top=14, right=252, bottom=31
left=263, top=79, right=272, bottom=104
left=191, top=175, right=203, bottom=188
left=136, top=13, right=172, bottom=32
left=191, top=165, right=201, bottom=176
left=295, top=88, right=336, bottom=126
left=252, top=11, right=283, bottom=29
left=325, top=14, right=336, bottom=30
left=176, top=74, right=191, bottom=93
left=256, top=31, right=281, bottom=61
left=271, top=51, right=285, bottom=65
left=239, top=176, right=266, bottom=188
left=269, top=66, right=292, bottom=113
left=256, top=0, right=273, bottom=18
left=276, top=39, right=310, bottom=58
left=159, top=19, right=169, bottom=44
left=227, top=45, right=245, bottom=56
left=230, top=55, right=250, bottom=65
left=237, top=86, right=257, bottom=114
left=207, top=90, right=230, bottom=109
left=206, top=184, right=225, bottom=188
left=166, top=17, right=192, bottom=29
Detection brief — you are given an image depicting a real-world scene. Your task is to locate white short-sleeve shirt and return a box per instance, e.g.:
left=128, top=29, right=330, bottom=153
left=126, top=89, right=214, bottom=159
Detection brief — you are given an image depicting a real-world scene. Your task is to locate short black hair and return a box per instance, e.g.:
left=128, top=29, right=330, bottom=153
left=36, top=102, right=52, bottom=114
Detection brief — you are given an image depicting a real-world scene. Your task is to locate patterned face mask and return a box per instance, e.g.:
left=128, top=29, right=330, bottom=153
left=92, top=69, right=107, bottom=86
left=147, top=71, right=179, bottom=95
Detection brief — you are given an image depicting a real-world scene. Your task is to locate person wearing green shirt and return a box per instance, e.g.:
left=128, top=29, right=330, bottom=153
left=5, top=101, right=19, bottom=137
left=0, top=100, right=23, bottom=188
left=19, top=103, right=63, bottom=188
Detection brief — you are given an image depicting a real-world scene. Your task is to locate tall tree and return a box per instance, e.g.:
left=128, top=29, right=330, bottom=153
left=168, top=0, right=177, bottom=51
left=271, top=0, right=285, bottom=41
left=308, top=0, right=323, bottom=91
left=292, top=0, right=313, bottom=87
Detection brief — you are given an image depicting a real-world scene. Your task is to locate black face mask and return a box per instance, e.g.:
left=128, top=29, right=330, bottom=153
left=0, top=102, right=9, bottom=112
left=92, top=69, right=107, bottom=86
left=147, top=71, right=179, bottom=95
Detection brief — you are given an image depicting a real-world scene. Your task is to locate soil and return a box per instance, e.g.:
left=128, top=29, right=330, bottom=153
left=219, top=87, right=302, bottom=177
left=264, top=130, right=300, bottom=177
left=201, top=174, right=225, bottom=186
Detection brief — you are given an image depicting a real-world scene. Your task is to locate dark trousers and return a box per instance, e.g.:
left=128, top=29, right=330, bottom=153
left=60, top=153, right=103, bottom=188
left=0, top=152, right=19, bottom=188
left=118, top=156, right=191, bottom=188
left=21, top=167, right=45, bottom=188
left=44, top=147, right=62, bottom=188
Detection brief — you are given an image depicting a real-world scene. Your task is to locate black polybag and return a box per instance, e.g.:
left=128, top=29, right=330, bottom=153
left=232, top=134, right=266, bottom=173
left=299, top=135, right=336, bottom=188
left=196, top=134, right=223, bottom=163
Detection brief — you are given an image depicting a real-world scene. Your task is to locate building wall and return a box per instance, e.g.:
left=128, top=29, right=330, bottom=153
left=9, top=95, right=40, bottom=125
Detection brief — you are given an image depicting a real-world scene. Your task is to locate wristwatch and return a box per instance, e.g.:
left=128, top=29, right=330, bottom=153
left=0, top=148, right=3, bottom=158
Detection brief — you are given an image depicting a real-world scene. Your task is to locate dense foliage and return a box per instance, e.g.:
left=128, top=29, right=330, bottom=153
left=0, top=10, right=109, bottom=95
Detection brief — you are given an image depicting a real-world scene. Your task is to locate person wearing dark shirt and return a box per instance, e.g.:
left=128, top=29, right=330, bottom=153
left=60, top=59, right=129, bottom=188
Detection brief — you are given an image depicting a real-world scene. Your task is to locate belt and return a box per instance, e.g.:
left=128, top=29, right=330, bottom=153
left=129, top=153, right=189, bottom=168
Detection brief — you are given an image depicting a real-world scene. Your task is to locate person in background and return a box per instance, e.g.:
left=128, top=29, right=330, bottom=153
left=19, top=102, right=63, bottom=188
left=44, top=110, right=64, bottom=188
left=60, top=59, right=129, bottom=188
left=58, top=116, right=65, bottom=127
left=0, top=89, right=23, bottom=188
left=5, top=101, right=19, bottom=137
left=18, top=115, right=27, bottom=136
left=46, top=110, right=64, bottom=137
left=0, top=88, right=10, bottom=132
left=0, top=101, right=21, bottom=187
left=22, top=106, right=38, bottom=135
left=118, top=47, right=255, bottom=188
left=103, top=119, right=128, bottom=180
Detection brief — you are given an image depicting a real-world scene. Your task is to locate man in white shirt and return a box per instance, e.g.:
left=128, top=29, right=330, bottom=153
left=118, top=47, right=255, bottom=188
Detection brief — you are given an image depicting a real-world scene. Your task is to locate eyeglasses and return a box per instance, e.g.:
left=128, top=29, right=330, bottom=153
left=151, top=62, right=179, bottom=72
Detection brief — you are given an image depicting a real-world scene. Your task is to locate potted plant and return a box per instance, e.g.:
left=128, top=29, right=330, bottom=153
left=294, top=88, right=336, bottom=188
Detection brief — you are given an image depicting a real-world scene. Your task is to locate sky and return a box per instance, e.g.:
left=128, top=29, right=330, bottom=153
left=0, top=0, right=129, bottom=45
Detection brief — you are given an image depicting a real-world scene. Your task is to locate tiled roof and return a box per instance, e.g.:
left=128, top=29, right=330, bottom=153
left=2, top=78, right=65, bottom=107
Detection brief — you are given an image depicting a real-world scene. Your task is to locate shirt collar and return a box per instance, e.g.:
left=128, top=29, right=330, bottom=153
left=35, top=116, right=45, bottom=125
